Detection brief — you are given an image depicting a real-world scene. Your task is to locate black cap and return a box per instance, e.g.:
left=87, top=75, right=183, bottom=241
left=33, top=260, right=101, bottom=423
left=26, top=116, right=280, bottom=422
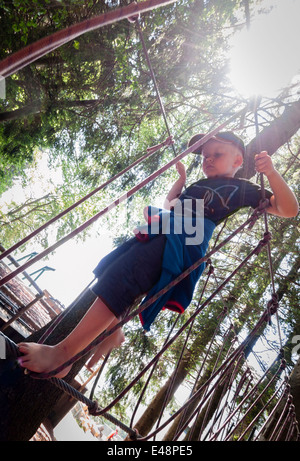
left=188, top=131, right=245, bottom=156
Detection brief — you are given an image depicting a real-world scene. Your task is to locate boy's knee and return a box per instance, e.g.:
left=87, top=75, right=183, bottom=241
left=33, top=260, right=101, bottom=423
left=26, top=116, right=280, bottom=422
left=113, top=328, right=125, bottom=347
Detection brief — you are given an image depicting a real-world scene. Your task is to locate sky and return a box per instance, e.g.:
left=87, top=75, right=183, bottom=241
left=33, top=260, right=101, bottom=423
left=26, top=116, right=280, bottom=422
left=229, top=0, right=300, bottom=98
left=2, top=0, right=300, bottom=309
left=1, top=150, right=115, bottom=307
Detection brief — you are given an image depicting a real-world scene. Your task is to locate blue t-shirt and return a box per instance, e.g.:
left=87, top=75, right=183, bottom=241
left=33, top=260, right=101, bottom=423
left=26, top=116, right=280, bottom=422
left=178, top=177, right=273, bottom=225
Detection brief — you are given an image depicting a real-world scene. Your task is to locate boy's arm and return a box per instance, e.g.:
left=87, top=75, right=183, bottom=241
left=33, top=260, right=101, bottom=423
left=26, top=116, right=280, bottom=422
left=255, top=151, right=299, bottom=218
left=164, top=161, right=186, bottom=210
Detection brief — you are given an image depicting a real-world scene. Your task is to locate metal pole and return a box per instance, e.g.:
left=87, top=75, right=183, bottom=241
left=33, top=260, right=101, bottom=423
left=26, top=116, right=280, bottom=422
left=0, top=0, right=178, bottom=78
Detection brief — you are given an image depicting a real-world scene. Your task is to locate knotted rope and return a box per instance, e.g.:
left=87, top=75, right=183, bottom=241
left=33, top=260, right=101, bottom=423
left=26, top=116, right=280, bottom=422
left=0, top=331, right=140, bottom=440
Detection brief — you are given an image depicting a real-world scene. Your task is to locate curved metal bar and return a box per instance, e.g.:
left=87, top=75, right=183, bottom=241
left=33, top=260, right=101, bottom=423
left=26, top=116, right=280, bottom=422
left=0, top=0, right=178, bottom=78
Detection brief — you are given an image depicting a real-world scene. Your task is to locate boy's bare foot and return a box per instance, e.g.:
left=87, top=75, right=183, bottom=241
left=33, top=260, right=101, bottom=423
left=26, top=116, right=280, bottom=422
left=18, top=342, right=71, bottom=378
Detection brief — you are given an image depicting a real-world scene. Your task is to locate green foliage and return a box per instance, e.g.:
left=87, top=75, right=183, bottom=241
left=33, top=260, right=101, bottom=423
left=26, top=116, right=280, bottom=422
left=0, top=0, right=245, bottom=195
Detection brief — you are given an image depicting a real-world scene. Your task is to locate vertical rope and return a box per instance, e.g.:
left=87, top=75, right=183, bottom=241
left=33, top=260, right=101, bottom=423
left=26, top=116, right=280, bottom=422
left=253, top=101, right=284, bottom=357
left=132, top=16, right=177, bottom=157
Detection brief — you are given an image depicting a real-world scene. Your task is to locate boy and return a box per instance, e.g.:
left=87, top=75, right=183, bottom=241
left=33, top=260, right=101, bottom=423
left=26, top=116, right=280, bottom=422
left=18, top=132, right=298, bottom=377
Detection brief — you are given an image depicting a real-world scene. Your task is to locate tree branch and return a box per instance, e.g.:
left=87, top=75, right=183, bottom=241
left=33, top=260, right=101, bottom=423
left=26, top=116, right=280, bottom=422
left=238, top=98, right=300, bottom=179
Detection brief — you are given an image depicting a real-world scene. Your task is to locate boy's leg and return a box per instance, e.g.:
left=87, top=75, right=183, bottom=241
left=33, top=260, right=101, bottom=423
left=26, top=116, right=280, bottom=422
left=87, top=317, right=125, bottom=369
left=17, top=235, right=165, bottom=377
left=18, top=298, right=120, bottom=377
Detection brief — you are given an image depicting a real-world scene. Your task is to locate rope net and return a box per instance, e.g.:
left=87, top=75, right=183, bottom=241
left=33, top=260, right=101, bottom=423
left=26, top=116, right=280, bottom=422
left=1, top=186, right=298, bottom=440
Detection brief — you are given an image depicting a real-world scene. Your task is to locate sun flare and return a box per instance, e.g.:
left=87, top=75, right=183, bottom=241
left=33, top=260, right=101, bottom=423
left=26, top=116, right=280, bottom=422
left=229, top=0, right=300, bottom=98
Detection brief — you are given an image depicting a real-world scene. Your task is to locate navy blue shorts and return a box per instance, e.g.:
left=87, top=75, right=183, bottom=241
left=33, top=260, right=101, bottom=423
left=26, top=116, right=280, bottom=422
left=91, top=235, right=166, bottom=319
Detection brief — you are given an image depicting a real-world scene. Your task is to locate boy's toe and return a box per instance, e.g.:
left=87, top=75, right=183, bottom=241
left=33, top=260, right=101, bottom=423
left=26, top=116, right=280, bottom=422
left=18, top=343, right=29, bottom=353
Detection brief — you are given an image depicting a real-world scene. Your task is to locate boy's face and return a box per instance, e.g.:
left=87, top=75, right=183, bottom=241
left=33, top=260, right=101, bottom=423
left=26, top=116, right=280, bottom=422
left=201, top=140, right=243, bottom=178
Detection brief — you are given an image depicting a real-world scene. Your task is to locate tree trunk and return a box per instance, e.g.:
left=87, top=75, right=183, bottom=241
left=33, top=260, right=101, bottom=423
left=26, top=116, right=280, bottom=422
left=243, top=254, right=300, bottom=357
left=257, top=354, right=300, bottom=441
left=133, top=294, right=255, bottom=438
left=133, top=267, right=267, bottom=436
left=182, top=379, right=227, bottom=441
left=131, top=328, right=213, bottom=437
left=0, top=287, right=96, bottom=441
left=237, top=97, right=300, bottom=179
left=162, top=366, right=224, bottom=441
